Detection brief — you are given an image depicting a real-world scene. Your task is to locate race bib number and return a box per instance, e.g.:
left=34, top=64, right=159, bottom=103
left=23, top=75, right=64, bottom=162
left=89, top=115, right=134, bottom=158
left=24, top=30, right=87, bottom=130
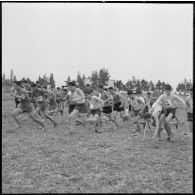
left=165, top=100, right=172, bottom=106
left=90, top=104, right=94, bottom=109
left=131, top=101, right=137, bottom=107
left=37, top=96, right=43, bottom=101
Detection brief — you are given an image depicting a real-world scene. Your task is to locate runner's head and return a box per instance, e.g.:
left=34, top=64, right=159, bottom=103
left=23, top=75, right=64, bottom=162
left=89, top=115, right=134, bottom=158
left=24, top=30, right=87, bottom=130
left=86, top=84, right=91, bottom=88
left=97, top=85, right=104, bottom=92
left=68, top=81, right=76, bottom=92
left=135, top=90, right=142, bottom=96
left=13, top=81, right=22, bottom=90
left=165, top=85, right=172, bottom=96
left=146, top=91, right=152, bottom=98
left=108, top=87, right=115, bottom=95
left=127, top=90, right=134, bottom=99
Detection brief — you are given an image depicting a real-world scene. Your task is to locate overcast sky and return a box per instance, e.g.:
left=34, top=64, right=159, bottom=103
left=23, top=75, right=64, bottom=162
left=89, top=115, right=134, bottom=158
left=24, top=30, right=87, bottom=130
left=2, top=3, right=193, bottom=89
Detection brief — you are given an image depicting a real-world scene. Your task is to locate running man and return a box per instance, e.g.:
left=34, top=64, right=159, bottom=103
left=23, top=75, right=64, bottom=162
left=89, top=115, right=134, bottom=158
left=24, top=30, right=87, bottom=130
left=10, top=81, right=46, bottom=131
left=31, top=83, right=57, bottom=128
left=97, top=85, right=118, bottom=129
left=127, top=90, right=146, bottom=133
left=152, top=84, right=185, bottom=141
left=85, top=90, right=105, bottom=132
left=68, top=81, right=88, bottom=130
left=108, top=87, right=125, bottom=121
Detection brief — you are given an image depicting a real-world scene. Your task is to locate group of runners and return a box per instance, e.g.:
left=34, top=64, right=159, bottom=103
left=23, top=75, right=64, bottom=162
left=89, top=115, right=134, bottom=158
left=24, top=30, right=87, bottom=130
left=10, top=79, right=193, bottom=141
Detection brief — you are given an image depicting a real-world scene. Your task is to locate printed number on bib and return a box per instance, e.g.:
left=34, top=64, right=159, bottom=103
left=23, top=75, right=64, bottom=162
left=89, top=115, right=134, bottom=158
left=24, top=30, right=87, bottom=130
left=131, top=101, right=137, bottom=107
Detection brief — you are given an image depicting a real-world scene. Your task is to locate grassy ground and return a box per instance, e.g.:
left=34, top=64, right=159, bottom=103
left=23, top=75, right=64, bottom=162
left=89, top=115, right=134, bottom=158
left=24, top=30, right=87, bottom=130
left=2, top=90, right=193, bottom=193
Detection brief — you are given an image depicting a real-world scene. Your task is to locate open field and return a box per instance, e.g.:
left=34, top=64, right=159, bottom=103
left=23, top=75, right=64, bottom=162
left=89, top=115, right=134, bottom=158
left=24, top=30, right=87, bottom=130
left=2, top=90, right=193, bottom=193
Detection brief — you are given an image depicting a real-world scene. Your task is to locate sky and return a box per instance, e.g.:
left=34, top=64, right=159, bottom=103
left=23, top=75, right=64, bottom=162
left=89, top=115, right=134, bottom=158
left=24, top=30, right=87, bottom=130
left=2, top=3, right=193, bottom=90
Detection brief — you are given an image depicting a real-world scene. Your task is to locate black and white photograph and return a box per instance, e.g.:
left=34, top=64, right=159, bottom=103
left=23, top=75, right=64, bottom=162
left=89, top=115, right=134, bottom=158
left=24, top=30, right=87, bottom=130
left=2, top=1, right=193, bottom=193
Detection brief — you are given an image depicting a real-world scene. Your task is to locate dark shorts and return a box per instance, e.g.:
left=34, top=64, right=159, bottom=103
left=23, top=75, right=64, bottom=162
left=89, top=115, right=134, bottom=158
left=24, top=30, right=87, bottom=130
left=38, top=101, right=48, bottom=111
left=56, top=99, right=60, bottom=104
left=165, top=107, right=176, bottom=118
left=187, top=112, right=193, bottom=122
left=19, top=103, right=33, bottom=113
left=31, top=98, right=39, bottom=109
left=69, top=104, right=76, bottom=114
left=102, top=106, right=113, bottom=114
left=50, top=102, right=58, bottom=110
left=75, top=103, right=88, bottom=113
left=15, top=98, right=20, bottom=108
left=132, top=109, right=142, bottom=117
left=113, top=102, right=124, bottom=112
left=90, top=109, right=101, bottom=116
left=129, top=105, right=132, bottom=111
left=145, top=106, right=149, bottom=113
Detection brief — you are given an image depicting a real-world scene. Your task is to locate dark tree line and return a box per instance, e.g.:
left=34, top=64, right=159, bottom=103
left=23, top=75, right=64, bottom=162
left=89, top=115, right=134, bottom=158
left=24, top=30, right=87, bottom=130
left=2, top=69, right=192, bottom=92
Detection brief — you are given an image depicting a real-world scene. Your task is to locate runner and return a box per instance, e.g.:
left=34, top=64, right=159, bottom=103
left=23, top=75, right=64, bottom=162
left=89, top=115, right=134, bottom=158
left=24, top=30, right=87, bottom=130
left=97, top=85, right=118, bottom=129
left=31, top=83, right=57, bottom=128
left=85, top=90, right=104, bottom=132
left=10, top=81, right=46, bottom=131
left=68, top=81, right=88, bottom=130
left=152, top=84, right=185, bottom=141
left=127, top=90, right=146, bottom=133
left=108, top=87, right=125, bottom=121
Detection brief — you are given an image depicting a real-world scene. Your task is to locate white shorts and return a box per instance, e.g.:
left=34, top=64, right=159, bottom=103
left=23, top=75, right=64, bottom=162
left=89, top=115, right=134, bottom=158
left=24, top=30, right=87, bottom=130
left=152, top=105, right=162, bottom=117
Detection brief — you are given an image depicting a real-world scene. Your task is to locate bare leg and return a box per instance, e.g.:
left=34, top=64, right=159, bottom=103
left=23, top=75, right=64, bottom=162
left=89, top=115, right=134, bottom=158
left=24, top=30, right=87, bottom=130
left=164, top=113, right=174, bottom=141
left=28, top=112, right=46, bottom=131
left=11, top=108, right=23, bottom=129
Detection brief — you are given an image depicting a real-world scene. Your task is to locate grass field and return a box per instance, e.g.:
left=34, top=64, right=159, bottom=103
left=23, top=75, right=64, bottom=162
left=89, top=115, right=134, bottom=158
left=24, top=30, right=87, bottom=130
left=2, top=90, right=193, bottom=193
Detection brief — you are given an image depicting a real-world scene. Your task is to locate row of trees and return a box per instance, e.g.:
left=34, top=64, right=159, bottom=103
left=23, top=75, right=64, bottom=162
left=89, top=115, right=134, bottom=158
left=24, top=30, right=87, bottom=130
left=2, top=69, right=193, bottom=92
left=2, top=69, right=56, bottom=87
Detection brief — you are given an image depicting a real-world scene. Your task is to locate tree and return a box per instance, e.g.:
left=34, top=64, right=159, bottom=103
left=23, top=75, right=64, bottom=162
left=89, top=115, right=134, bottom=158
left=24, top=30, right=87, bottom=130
left=155, top=80, right=162, bottom=90
left=76, top=72, right=85, bottom=90
left=65, top=76, right=71, bottom=85
left=2, top=73, right=6, bottom=85
left=49, top=73, right=55, bottom=87
left=90, top=70, right=99, bottom=87
left=13, top=75, right=17, bottom=82
left=43, top=74, right=49, bottom=86
left=140, top=79, right=148, bottom=91
left=115, top=80, right=124, bottom=90
left=98, top=68, right=110, bottom=86
left=10, top=69, right=13, bottom=85
left=135, top=79, right=141, bottom=91
left=125, top=80, right=133, bottom=90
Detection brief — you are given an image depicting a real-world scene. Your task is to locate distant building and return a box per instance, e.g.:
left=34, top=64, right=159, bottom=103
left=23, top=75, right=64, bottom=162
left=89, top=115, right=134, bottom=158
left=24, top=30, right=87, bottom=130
left=84, top=78, right=92, bottom=86
left=105, top=79, right=115, bottom=88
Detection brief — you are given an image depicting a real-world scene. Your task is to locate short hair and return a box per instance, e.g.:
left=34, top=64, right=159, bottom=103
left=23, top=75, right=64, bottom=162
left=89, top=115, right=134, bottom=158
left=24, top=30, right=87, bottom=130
left=31, top=82, right=36, bottom=87
left=86, top=84, right=90, bottom=87
left=14, top=80, right=22, bottom=86
left=136, top=90, right=142, bottom=94
left=21, top=79, right=27, bottom=83
left=165, top=85, right=172, bottom=90
left=127, top=90, right=134, bottom=95
left=57, top=87, right=60, bottom=90
left=147, top=91, right=151, bottom=95
left=68, top=81, right=76, bottom=86
left=98, top=85, right=103, bottom=89
left=109, top=87, right=114, bottom=90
